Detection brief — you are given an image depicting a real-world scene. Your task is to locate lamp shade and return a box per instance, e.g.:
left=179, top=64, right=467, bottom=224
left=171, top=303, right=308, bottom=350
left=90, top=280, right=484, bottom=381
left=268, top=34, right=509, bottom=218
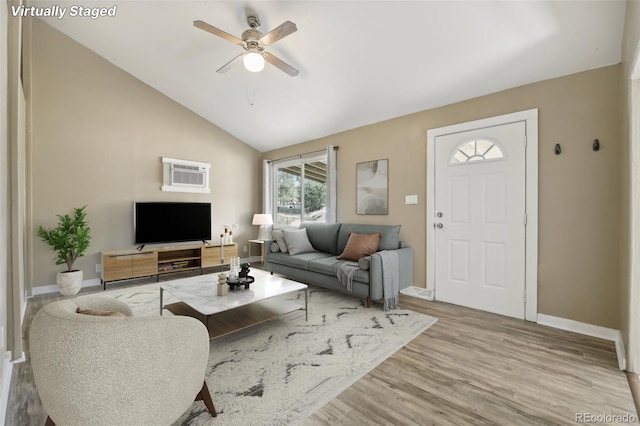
left=252, top=214, right=273, bottom=226
left=252, top=214, right=273, bottom=240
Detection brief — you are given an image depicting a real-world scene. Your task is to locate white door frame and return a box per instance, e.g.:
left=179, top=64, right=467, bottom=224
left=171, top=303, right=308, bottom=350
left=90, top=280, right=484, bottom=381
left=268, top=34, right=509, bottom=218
left=426, top=109, right=538, bottom=322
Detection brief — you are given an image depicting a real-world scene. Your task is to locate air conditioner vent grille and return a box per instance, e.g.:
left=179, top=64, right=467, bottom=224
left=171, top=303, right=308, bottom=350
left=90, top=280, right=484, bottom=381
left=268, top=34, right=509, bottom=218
left=172, top=169, right=205, bottom=186
left=172, top=164, right=201, bottom=172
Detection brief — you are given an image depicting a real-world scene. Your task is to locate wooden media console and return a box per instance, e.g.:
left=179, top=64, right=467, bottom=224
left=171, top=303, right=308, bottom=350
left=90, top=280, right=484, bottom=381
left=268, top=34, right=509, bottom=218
left=101, top=243, right=238, bottom=289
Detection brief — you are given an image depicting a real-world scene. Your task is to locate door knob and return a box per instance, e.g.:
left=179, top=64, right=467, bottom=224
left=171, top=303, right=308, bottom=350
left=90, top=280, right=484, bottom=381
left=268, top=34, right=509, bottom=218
left=436, top=223, right=443, bottom=229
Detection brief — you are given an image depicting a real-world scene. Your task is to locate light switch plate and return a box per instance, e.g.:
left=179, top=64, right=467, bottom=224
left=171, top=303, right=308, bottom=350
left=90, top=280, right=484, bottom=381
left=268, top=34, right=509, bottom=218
left=405, top=195, right=418, bottom=205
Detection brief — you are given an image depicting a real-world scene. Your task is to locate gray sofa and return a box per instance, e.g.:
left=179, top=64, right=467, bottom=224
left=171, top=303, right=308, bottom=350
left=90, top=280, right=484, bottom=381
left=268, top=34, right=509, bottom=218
left=264, top=222, right=413, bottom=306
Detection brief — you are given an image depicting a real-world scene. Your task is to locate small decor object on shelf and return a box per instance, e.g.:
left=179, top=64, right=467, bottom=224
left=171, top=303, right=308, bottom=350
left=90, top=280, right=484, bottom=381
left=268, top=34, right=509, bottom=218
left=227, top=258, right=254, bottom=290
left=228, top=257, right=240, bottom=280
left=238, top=263, right=255, bottom=289
left=217, top=273, right=228, bottom=296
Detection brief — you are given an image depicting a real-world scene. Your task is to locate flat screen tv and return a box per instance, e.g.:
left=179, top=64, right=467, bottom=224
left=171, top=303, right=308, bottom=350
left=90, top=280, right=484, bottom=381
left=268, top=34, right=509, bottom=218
left=134, top=202, right=212, bottom=245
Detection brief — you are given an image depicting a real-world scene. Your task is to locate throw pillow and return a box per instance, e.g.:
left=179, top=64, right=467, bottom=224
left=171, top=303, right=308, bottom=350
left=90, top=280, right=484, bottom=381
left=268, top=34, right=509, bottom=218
left=76, top=307, right=126, bottom=318
left=337, top=232, right=382, bottom=261
left=270, top=242, right=280, bottom=253
left=270, top=229, right=288, bottom=253
left=358, top=256, right=371, bottom=270
left=282, top=228, right=316, bottom=256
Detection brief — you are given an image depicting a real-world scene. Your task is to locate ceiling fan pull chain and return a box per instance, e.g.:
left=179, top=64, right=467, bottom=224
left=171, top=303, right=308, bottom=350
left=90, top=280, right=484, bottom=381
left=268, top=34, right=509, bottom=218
left=245, top=85, right=256, bottom=106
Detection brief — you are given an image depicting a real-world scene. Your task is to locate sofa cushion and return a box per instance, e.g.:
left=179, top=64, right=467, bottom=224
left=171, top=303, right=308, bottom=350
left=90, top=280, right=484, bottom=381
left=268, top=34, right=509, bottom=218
left=267, top=251, right=331, bottom=270
left=308, top=257, right=370, bottom=284
left=338, top=224, right=401, bottom=253
left=283, top=228, right=316, bottom=256
left=301, top=223, right=342, bottom=254
left=270, top=229, right=288, bottom=253
left=337, top=232, right=382, bottom=261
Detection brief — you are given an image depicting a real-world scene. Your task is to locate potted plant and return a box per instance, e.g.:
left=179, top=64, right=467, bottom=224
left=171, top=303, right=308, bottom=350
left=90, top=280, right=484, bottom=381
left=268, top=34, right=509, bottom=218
left=38, top=206, right=91, bottom=296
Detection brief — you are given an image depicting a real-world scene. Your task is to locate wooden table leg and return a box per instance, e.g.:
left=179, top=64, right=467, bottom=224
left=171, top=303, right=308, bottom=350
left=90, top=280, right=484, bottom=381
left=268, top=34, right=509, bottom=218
left=195, top=381, right=217, bottom=417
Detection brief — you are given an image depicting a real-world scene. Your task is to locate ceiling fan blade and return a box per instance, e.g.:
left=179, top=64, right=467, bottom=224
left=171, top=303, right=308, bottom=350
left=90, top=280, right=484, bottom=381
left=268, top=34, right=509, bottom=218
left=264, top=52, right=299, bottom=77
left=193, top=20, right=243, bottom=45
left=260, top=21, right=297, bottom=46
left=216, top=54, right=244, bottom=73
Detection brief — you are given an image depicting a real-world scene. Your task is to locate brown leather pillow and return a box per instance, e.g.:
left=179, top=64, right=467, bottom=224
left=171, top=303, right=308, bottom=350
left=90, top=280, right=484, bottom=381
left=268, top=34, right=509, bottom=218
left=337, top=232, right=382, bottom=261
left=76, top=307, right=126, bottom=317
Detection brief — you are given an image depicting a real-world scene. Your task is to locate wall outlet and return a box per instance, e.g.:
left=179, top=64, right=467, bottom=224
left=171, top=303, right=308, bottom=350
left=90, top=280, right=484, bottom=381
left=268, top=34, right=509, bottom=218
left=95, top=263, right=102, bottom=273
left=243, top=245, right=248, bottom=253
left=405, top=194, right=418, bottom=205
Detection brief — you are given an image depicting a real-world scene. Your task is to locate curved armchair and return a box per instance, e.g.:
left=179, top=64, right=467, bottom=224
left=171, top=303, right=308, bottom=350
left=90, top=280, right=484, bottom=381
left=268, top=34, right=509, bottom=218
left=29, top=295, right=213, bottom=426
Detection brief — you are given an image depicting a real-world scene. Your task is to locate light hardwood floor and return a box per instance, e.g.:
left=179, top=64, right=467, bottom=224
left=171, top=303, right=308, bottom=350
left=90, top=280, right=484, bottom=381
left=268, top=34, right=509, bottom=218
left=6, top=275, right=639, bottom=426
left=307, top=297, right=638, bottom=425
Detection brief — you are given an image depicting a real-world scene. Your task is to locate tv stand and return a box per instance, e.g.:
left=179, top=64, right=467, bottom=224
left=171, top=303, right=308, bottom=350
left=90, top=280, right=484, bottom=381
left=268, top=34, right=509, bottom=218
left=101, top=243, right=238, bottom=289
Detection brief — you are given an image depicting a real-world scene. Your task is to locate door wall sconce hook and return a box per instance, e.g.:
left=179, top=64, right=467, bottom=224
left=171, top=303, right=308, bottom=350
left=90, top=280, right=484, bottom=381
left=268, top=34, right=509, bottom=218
left=554, top=144, right=561, bottom=155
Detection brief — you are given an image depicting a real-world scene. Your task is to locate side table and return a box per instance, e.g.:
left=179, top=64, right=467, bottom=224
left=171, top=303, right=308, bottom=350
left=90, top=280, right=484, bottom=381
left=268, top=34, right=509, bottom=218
left=248, top=239, right=265, bottom=264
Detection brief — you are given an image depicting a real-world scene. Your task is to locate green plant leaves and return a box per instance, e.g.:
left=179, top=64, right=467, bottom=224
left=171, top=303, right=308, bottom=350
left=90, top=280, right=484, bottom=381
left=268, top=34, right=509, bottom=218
left=38, top=206, right=91, bottom=272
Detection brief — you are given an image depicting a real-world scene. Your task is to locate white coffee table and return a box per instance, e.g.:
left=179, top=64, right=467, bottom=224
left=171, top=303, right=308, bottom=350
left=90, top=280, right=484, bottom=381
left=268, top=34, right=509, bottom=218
left=159, top=269, right=308, bottom=339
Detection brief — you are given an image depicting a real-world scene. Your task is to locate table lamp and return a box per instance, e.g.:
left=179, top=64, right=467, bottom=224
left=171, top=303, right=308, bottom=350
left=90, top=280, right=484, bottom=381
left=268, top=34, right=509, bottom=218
left=252, top=214, right=273, bottom=240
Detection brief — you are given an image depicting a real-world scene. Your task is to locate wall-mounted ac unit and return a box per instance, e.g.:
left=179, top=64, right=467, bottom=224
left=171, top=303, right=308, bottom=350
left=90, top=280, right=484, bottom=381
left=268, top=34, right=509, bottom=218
left=162, top=157, right=211, bottom=194
left=171, top=163, right=207, bottom=187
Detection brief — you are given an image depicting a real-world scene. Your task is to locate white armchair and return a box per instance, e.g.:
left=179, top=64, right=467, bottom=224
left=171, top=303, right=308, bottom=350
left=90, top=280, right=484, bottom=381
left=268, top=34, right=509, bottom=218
left=29, top=294, right=214, bottom=426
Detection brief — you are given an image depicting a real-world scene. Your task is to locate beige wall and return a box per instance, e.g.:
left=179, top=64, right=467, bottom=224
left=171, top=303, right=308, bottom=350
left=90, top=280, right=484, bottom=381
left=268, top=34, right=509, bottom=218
left=265, top=65, right=622, bottom=329
left=30, top=19, right=263, bottom=289
left=620, top=0, right=640, bottom=372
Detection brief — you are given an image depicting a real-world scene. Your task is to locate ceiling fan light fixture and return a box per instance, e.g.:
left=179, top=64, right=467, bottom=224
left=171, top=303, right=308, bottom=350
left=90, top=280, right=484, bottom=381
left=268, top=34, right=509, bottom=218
left=243, top=52, right=265, bottom=72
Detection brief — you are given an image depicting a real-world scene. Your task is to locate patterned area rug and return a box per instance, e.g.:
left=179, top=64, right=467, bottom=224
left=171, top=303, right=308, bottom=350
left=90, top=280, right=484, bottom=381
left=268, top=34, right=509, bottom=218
left=106, top=281, right=437, bottom=425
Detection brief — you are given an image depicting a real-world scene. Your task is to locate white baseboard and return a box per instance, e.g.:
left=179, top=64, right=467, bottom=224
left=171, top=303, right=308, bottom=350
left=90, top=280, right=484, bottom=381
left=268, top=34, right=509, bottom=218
left=537, top=314, right=625, bottom=370
left=0, top=350, right=14, bottom=426
left=31, top=278, right=101, bottom=297
left=400, top=286, right=434, bottom=301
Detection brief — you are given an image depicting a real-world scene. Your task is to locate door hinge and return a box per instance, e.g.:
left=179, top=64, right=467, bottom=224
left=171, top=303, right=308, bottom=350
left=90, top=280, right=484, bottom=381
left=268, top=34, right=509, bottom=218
left=524, top=136, right=527, bottom=147
left=523, top=213, right=527, bottom=225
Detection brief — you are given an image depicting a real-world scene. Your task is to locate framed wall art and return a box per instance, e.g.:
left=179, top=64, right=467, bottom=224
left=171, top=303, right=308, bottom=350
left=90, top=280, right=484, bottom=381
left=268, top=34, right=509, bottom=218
left=356, top=159, right=388, bottom=215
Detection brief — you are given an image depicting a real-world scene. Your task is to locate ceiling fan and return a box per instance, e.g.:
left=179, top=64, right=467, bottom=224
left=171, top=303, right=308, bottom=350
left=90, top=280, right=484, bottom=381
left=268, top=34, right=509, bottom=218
left=194, top=16, right=299, bottom=77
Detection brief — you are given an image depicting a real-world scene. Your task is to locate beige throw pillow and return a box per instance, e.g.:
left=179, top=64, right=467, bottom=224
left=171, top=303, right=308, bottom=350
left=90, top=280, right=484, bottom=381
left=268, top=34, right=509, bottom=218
left=337, top=232, right=382, bottom=261
left=77, top=307, right=126, bottom=317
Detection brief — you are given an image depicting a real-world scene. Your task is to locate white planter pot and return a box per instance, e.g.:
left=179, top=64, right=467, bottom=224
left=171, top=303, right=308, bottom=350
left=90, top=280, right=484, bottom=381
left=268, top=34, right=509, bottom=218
left=56, top=270, right=82, bottom=296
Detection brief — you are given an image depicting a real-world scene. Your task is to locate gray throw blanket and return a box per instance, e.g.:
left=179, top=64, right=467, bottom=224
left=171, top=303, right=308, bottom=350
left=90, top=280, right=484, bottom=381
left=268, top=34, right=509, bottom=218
left=333, top=251, right=400, bottom=311
left=332, top=260, right=359, bottom=292
left=378, top=250, right=400, bottom=311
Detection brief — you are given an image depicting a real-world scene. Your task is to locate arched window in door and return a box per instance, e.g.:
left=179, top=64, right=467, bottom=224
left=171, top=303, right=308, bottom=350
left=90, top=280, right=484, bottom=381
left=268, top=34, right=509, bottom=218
left=449, top=138, right=505, bottom=164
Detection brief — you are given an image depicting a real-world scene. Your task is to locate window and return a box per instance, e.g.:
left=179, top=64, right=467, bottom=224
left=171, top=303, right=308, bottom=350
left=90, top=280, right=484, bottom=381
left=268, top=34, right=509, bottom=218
left=273, top=155, right=327, bottom=227
left=450, top=139, right=505, bottom=164
left=265, top=147, right=337, bottom=227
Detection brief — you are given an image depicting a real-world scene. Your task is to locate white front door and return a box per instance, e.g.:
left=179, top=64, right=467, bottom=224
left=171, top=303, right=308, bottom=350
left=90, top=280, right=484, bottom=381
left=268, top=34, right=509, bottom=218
left=434, top=121, right=526, bottom=319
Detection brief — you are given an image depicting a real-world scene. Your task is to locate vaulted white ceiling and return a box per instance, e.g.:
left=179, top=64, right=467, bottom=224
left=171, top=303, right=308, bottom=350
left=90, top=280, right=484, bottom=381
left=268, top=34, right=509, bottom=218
left=35, top=0, right=627, bottom=152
